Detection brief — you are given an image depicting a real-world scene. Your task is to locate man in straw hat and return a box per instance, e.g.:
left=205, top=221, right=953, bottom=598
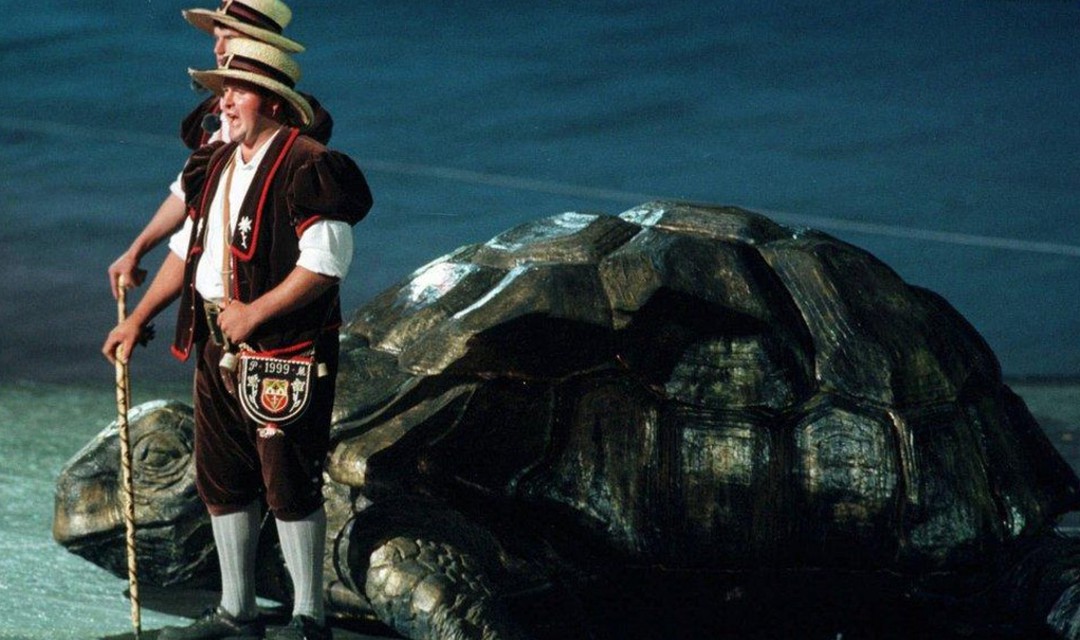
left=107, top=0, right=332, bottom=302
left=103, top=38, right=372, bottom=640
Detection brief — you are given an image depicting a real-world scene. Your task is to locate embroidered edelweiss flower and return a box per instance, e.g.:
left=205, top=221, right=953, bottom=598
left=238, top=216, right=253, bottom=246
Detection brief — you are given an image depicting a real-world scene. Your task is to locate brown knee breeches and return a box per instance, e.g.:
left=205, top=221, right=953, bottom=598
left=192, top=335, right=338, bottom=521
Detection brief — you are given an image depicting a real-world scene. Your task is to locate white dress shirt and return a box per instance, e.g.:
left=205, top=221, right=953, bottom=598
left=168, top=130, right=354, bottom=302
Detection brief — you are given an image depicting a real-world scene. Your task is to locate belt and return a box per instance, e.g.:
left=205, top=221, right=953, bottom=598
left=203, top=303, right=330, bottom=379
left=203, top=300, right=229, bottom=348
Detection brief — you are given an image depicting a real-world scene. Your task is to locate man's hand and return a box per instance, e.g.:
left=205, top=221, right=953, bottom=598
left=102, top=251, right=185, bottom=365
left=102, top=317, right=146, bottom=366
left=108, top=251, right=148, bottom=300
left=217, top=299, right=264, bottom=346
left=108, top=193, right=189, bottom=299
left=215, top=267, right=338, bottom=346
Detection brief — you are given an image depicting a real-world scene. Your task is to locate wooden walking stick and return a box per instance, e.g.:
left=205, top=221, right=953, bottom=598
left=115, top=275, right=141, bottom=638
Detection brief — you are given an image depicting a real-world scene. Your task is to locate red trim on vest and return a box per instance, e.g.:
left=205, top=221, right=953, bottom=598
left=294, top=215, right=324, bottom=238
left=199, top=151, right=231, bottom=228
left=173, top=146, right=234, bottom=362
left=233, top=127, right=301, bottom=263
left=231, top=262, right=242, bottom=300
left=243, top=321, right=341, bottom=358
left=171, top=343, right=190, bottom=362
left=248, top=339, right=315, bottom=359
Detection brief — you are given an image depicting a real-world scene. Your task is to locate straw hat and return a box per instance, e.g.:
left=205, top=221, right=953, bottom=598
left=189, top=38, right=314, bottom=127
left=183, top=0, right=304, bottom=53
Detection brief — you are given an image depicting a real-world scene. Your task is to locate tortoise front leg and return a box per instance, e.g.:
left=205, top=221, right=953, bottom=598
left=366, top=535, right=526, bottom=640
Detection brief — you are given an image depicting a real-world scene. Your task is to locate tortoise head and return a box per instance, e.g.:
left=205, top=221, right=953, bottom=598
left=53, top=400, right=215, bottom=586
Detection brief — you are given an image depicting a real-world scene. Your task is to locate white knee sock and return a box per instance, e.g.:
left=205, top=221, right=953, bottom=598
left=275, top=507, right=327, bottom=623
left=210, top=501, right=261, bottom=620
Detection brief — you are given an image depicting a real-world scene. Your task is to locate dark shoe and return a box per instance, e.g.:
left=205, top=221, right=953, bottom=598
left=158, top=606, right=264, bottom=640
left=265, top=615, right=332, bottom=640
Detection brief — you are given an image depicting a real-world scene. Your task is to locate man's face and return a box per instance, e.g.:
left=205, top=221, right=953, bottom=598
left=221, top=81, right=269, bottom=146
left=212, top=25, right=245, bottom=66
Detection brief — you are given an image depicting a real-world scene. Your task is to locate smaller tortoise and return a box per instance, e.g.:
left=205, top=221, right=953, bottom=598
left=52, top=399, right=353, bottom=612
left=53, top=400, right=213, bottom=588
left=55, top=202, right=1080, bottom=640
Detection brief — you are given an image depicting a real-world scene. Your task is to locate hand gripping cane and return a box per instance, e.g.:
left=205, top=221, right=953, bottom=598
left=115, top=276, right=141, bottom=638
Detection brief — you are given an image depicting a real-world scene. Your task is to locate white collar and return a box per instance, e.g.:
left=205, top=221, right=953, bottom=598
left=233, top=128, right=282, bottom=170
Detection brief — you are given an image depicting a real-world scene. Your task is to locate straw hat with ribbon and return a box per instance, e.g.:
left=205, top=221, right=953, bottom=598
left=183, top=0, right=304, bottom=53
left=189, top=38, right=314, bottom=128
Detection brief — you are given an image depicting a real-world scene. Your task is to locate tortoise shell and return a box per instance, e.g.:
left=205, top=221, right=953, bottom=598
left=330, top=201, right=1079, bottom=574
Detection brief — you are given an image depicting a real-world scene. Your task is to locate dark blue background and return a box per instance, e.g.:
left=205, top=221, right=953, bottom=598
left=2, top=0, right=1078, bottom=384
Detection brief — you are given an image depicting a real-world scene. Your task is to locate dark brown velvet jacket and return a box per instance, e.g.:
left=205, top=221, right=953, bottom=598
left=171, top=128, right=372, bottom=361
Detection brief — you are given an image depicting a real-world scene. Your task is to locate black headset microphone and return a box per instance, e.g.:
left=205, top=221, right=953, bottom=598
left=201, top=113, right=222, bottom=134
left=191, top=78, right=222, bottom=134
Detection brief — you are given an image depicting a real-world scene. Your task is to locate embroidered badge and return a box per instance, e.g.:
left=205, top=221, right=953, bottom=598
left=238, top=352, right=314, bottom=426
left=260, top=378, right=289, bottom=413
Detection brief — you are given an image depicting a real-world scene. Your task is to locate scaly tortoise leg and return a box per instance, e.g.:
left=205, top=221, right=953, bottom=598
left=366, top=535, right=527, bottom=640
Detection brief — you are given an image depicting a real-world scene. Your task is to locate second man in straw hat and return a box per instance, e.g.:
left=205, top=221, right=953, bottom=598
left=107, top=0, right=333, bottom=302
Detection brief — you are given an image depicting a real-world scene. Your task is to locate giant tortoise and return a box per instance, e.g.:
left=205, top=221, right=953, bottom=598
left=56, top=202, right=1080, bottom=639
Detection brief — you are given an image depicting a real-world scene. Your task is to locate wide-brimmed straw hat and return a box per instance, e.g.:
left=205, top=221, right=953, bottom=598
left=189, top=38, right=314, bottom=127
left=183, top=0, right=304, bottom=53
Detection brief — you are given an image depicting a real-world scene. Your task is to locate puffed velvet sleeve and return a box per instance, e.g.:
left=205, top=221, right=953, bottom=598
left=181, top=141, right=227, bottom=211
left=287, top=149, right=373, bottom=228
